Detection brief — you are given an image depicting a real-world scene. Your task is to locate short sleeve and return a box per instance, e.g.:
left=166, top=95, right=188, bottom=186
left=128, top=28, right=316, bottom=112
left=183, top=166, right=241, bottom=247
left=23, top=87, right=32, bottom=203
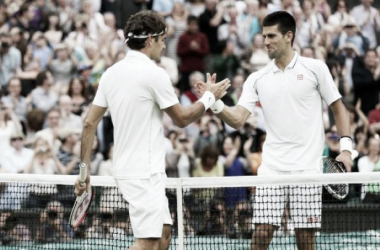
left=316, top=61, right=341, bottom=105
left=237, top=74, right=259, bottom=113
left=92, top=71, right=109, bottom=108
left=149, top=68, right=179, bottom=109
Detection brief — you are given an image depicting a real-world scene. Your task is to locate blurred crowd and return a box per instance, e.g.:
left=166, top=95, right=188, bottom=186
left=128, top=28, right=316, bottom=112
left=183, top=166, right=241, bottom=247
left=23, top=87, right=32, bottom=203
left=0, top=0, right=380, bottom=243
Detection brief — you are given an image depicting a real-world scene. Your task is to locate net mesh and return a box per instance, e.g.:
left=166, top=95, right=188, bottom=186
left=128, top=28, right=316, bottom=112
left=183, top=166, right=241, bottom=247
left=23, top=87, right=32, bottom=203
left=0, top=173, right=380, bottom=249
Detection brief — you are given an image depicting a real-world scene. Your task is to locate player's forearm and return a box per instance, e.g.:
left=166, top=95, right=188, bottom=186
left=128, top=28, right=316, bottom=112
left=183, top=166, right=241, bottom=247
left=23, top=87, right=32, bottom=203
left=330, top=100, right=350, bottom=137
left=216, top=105, right=246, bottom=130
left=80, top=121, right=97, bottom=168
left=173, top=102, right=206, bottom=128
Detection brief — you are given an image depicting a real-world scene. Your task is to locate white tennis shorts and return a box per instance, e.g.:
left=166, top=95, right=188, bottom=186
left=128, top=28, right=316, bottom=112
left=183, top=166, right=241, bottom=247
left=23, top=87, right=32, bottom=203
left=116, top=173, right=172, bottom=238
left=253, top=166, right=322, bottom=228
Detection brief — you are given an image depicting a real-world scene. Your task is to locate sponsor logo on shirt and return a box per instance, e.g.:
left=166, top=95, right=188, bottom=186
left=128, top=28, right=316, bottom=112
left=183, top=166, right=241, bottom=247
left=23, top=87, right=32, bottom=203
left=297, top=74, right=303, bottom=80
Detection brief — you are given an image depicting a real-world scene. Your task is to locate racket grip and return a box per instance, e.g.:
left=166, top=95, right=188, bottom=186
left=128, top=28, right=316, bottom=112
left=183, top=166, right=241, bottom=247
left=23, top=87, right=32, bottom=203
left=79, top=163, right=87, bottom=186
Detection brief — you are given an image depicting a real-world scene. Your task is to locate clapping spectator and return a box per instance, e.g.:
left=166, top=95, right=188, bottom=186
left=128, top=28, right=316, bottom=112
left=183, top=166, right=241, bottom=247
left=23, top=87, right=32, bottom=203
left=350, top=0, right=380, bottom=49
left=165, top=1, right=188, bottom=64
left=47, top=43, right=77, bottom=93
left=193, top=115, right=224, bottom=157
left=177, top=15, right=209, bottom=93
left=35, top=108, right=61, bottom=149
left=180, top=71, right=203, bottom=106
left=352, top=49, right=380, bottom=115
left=31, top=32, right=53, bottom=70
left=212, top=40, right=240, bottom=82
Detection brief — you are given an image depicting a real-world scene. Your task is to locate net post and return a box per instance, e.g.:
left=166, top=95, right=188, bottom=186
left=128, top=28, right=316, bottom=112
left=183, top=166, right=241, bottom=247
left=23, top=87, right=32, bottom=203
left=176, top=178, right=184, bottom=250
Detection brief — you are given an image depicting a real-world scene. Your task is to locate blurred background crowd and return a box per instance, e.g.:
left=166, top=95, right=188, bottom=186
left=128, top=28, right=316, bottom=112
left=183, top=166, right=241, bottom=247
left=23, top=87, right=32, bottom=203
left=0, top=0, right=380, bottom=242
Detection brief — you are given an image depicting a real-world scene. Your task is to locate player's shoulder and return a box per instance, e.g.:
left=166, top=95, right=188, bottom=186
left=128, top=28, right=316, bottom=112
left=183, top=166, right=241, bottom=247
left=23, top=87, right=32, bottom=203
left=246, top=62, right=274, bottom=83
left=297, top=56, right=327, bottom=71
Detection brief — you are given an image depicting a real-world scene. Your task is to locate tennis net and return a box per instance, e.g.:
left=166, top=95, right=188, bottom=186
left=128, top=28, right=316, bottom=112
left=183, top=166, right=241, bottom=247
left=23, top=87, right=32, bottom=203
left=0, top=172, right=380, bottom=249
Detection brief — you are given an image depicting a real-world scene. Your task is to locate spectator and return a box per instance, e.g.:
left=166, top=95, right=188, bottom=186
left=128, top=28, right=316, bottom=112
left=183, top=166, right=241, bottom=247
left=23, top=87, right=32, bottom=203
left=67, top=77, right=89, bottom=116
left=24, top=108, right=45, bottom=148
left=199, top=0, right=226, bottom=55
left=0, top=33, right=22, bottom=90
left=240, top=0, right=261, bottom=45
left=25, top=137, right=64, bottom=208
left=180, top=71, right=203, bottom=106
left=334, top=17, right=369, bottom=57
left=185, top=0, right=206, bottom=17
left=83, top=41, right=109, bottom=85
left=9, top=27, right=28, bottom=66
left=31, top=32, right=53, bottom=71
left=327, top=0, right=352, bottom=33
left=350, top=0, right=380, bottom=49
left=166, top=130, right=195, bottom=178
left=43, top=12, right=64, bottom=47
left=1, top=77, right=31, bottom=129
left=36, top=201, right=74, bottom=243
left=1, top=129, right=33, bottom=174
left=0, top=212, right=31, bottom=246
left=100, top=12, right=125, bottom=60
left=230, top=74, right=245, bottom=105
left=220, top=136, right=250, bottom=234
left=218, top=5, right=249, bottom=56
left=358, top=136, right=380, bottom=203
left=30, top=71, right=58, bottom=114
left=177, top=15, right=209, bottom=93
left=192, top=144, right=227, bottom=235
left=56, top=127, right=81, bottom=175
left=0, top=129, right=33, bottom=211
left=87, top=208, right=126, bottom=239
left=212, top=40, right=240, bottom=82
left=193, top=115, right=224, bottom=157
left=58, top=95, right=83, bottom=129
left=241, top=32, right=270, bottom=75
left=152, top=0, right=184, bottom=18
left=0, top=102, right=22, bottom=159
left=165, top=1, right=188, bottom=64
left=351, top=49, right=380, bottom=115
left=35, top=108, right=61, bottom=149
left=47, top=43, right=77, bottom=93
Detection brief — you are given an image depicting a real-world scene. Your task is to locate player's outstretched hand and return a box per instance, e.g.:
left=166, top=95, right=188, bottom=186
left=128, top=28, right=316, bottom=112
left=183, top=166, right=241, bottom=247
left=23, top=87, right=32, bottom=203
left=196, top=73, right=230, bottom=100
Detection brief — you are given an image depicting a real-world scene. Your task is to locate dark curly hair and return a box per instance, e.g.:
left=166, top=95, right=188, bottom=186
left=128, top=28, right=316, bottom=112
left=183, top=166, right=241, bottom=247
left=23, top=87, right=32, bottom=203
left=123, top=10, right=167, bottom=50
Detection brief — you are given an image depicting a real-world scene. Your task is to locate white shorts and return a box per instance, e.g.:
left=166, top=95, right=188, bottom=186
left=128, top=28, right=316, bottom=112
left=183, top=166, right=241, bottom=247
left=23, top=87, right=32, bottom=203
left=116, top=173, right=172, bottom=238
left=253, top=166, right=322, bottom=228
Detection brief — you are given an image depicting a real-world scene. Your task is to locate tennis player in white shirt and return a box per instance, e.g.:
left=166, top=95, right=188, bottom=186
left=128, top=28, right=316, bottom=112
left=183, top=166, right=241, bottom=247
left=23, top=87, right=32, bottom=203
left=74, top=10, right=230, bottom=250
left=198, top=11, right=354, bottom=250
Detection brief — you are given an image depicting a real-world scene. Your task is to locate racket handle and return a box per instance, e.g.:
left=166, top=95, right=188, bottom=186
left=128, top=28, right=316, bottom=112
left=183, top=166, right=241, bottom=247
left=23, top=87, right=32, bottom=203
left=79, top=163, right=87, bottom=186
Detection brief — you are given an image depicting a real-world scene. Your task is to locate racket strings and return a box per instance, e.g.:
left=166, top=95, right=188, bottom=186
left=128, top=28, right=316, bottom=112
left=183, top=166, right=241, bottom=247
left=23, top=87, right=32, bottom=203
left=322, top=158, right=348, bottom=198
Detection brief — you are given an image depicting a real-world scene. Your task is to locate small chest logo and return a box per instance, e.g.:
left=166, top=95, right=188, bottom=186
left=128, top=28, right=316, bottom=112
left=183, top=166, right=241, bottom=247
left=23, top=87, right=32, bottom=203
left=297, top=74, right=303, bottom=80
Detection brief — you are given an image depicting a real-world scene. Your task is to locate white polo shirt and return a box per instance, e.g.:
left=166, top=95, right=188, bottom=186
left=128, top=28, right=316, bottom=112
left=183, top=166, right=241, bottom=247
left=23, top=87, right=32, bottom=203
left=93, top=50, right=179, bottom=179
left=238, top=53, right=341, bottom=171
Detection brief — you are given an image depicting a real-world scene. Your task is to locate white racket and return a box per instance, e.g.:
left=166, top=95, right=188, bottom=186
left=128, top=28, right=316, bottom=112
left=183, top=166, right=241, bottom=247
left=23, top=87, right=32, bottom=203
left=69, top=162, right=94, bottom=228
left=319, top=150, right=358, bottom=200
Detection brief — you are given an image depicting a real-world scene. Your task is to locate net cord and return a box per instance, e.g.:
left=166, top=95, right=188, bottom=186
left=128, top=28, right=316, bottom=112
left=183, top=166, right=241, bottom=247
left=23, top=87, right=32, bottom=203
left=1, top=173, right=380, bottom=188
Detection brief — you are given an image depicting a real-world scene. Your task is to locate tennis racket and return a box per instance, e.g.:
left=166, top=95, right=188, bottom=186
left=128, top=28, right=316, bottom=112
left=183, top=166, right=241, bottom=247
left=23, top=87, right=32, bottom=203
left=69, top=163, right=94, bottom=228
left=319, top=150, right=358, bottom=200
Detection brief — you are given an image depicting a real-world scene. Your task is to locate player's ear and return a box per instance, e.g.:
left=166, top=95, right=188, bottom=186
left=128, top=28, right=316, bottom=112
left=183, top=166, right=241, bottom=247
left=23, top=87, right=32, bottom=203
left=286, top=31, right=293, bottom=44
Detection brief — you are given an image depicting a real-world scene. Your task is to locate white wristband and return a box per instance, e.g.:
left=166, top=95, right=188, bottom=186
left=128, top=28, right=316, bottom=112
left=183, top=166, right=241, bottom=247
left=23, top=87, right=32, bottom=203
left=340, top=137, right=353, bottom=154
left=197, top=91, right=215, bottom=111
left=210, top=100, right=225, bottom=114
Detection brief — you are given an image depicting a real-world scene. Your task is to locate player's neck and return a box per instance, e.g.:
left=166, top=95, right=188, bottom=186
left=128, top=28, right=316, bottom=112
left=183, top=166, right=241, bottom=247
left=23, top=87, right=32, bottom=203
left=274, top=49, right=295, bottom=71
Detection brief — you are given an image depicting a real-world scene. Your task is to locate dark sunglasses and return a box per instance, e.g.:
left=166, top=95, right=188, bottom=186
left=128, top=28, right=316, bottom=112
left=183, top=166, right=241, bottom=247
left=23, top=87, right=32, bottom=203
left=11, top=137, right=23, bottom=141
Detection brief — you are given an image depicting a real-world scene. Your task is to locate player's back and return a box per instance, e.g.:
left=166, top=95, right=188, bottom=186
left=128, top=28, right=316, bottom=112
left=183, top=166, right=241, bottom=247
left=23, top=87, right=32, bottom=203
left=97, top=50, right=178, bottom=179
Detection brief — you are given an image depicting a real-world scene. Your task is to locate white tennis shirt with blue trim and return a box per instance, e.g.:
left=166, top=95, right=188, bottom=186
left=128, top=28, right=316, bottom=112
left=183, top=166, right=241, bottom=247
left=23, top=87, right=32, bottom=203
left=93, top=50, right=179, bottom=179
left=238, top=52, right=341, bottom=171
